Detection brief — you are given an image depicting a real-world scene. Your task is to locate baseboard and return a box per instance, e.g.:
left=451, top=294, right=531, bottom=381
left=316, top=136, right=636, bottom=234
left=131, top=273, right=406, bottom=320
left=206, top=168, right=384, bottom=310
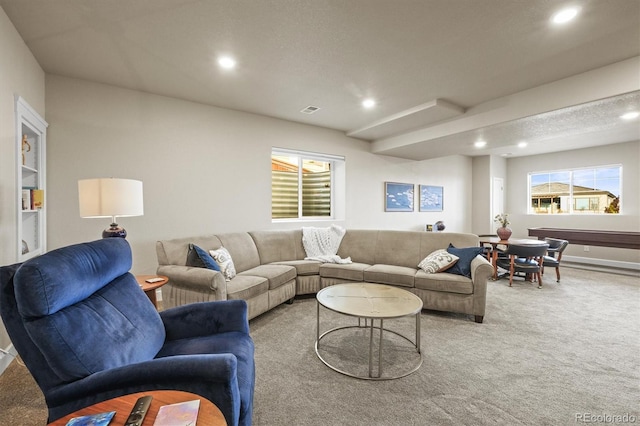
left=0, top=344, right=17, bottom=376
left=563, top=255, right=640, bottom=273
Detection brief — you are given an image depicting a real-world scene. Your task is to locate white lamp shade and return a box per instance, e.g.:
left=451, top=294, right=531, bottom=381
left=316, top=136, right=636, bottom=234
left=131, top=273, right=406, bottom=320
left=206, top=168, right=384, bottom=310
left=78, top=178, right=144, bottom=218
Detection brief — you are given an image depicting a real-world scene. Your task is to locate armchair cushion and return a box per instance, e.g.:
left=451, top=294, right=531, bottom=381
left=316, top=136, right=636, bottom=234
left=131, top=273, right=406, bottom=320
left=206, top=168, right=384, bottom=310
left=15, top=238, right=132, bottom=316
left=15, top=240, right=165, bottom=381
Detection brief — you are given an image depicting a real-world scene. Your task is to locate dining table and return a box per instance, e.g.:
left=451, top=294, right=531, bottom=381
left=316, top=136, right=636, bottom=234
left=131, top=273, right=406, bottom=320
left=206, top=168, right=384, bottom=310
left=478, top=236, right=549, bottom=280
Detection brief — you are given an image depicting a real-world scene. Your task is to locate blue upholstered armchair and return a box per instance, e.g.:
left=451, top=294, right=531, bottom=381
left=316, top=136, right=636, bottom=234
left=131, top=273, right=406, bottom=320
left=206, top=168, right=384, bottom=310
left=0, top=238, right=254, bottom=426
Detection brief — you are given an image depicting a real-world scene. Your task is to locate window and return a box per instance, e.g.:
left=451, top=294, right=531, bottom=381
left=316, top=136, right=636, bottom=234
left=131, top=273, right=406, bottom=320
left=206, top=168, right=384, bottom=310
left=529, top=165, right=621, bottom=214
left=272, top=149, right=344, bottom=220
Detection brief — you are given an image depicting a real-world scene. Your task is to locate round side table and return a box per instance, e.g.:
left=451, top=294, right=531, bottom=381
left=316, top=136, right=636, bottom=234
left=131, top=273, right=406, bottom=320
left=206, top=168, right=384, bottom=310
left=136, top=275, right=169, bottom=309
left=47, top=390, right=226, bottom=425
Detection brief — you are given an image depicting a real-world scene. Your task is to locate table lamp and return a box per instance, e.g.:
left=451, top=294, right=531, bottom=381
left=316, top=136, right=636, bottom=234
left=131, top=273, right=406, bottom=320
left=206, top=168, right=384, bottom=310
left=78, top=178, right=144, bottom=238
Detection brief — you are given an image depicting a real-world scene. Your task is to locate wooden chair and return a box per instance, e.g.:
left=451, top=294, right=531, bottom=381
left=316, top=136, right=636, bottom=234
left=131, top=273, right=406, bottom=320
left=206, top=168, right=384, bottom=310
left=542, top=238, right=569, bottom=282
left=496, top=243, right=549, bottom=288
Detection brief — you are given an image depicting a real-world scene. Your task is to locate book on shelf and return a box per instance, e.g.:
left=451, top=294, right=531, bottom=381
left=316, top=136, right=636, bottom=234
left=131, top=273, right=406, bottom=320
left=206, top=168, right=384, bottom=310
left=32, top=189, right=44, bottom=209
left=21, top=189, right=31, bottom=210
left=21, top=188, right=44, bottom=210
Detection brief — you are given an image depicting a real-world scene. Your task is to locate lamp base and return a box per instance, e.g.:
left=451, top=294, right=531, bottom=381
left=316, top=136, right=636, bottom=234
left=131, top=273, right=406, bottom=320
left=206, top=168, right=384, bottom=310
left=102, top=223, right=127, bottom=238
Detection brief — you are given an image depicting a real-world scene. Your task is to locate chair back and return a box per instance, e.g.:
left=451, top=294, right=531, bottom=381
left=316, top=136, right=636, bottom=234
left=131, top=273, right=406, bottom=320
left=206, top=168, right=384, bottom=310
left=0, top=239, right=165, bottom=391
left=544, top=238, right=569, bottom=258
left=505, top=243, right=549, bottom=258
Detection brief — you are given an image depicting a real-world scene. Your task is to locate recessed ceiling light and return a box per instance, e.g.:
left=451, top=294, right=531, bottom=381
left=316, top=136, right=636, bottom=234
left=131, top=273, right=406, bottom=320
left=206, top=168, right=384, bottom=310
left=551, top=7, right=580, bottom=24
left=218, top=56, right=236, bottom=70
left=620, top=111, right=640, bottom=120
left=362, top=99, right=376, bottom=109
left=518, top=141, right=528, bottom=148
left=474, top=140, right=487, bottom=148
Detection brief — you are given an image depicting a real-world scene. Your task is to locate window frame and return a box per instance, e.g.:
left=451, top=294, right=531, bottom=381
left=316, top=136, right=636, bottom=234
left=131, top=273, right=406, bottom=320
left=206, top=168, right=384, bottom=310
left=528, top=164, right=622, bottom=215
left=271, top=148, right=344, bottom=221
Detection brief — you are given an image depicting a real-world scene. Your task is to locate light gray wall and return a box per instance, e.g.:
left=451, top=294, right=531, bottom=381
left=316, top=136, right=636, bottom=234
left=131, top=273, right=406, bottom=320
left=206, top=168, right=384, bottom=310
left=45, top=75, right=473, bottom=274
left=0, top=6, right=45, bottom=369
left=471, top=155, right=507, bottom=235
left=0, top=9, right=45, bottom=266
left=471, top=156, right=491, bottom=234
left=506, top=141, right=640, bottom=265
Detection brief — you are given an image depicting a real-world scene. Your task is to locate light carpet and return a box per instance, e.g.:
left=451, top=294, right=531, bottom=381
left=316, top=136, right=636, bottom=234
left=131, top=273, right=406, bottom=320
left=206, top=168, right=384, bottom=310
left=1, top=266, right=638, bottom=425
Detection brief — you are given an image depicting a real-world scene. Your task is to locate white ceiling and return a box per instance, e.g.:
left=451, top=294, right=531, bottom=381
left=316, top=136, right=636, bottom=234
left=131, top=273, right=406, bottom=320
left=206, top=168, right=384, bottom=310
left=2, top=0, right=639, bottom=160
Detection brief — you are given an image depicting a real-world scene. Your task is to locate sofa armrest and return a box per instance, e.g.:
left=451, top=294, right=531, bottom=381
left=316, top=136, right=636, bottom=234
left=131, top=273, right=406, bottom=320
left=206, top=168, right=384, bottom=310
left=157, top=264, right=227, bottom=300
left=470, top=254, right=493, bottom=283
left=469, top=255, right=493, bottom=321
left=160, top=300, right=250, bottom=339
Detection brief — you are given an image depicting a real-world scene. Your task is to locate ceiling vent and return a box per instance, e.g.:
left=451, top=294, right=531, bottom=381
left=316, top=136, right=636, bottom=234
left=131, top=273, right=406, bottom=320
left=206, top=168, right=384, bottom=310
left=300, top=105, right=320, bottom=114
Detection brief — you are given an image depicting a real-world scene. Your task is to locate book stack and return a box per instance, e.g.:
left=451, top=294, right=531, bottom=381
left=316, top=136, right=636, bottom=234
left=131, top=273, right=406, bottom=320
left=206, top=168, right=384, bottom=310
left=22, top=188, right=44, bottom=210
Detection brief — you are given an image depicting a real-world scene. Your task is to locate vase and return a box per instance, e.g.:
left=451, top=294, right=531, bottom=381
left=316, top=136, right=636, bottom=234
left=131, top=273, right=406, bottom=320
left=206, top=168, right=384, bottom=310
left=497, top=227, right=512, bottom=240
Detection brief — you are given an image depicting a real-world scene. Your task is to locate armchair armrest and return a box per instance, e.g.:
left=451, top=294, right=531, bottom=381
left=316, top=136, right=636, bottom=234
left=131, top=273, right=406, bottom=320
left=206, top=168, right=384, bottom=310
left=156, top=264, right=227, bottom=300
left=160, top=299, right=250, bottom=340
left=46, top=355, right=240, bottom=423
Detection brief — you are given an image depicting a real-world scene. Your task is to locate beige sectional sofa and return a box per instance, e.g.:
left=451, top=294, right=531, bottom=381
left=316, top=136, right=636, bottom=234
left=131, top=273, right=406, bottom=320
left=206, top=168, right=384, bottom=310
left=156, top=229, right=494, bottom=323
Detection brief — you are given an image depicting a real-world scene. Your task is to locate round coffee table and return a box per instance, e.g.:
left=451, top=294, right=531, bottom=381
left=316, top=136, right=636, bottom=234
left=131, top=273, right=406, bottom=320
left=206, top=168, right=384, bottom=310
left=47, top=390, right=226, bottom=425
left=315, top=283, right=423, bottom=380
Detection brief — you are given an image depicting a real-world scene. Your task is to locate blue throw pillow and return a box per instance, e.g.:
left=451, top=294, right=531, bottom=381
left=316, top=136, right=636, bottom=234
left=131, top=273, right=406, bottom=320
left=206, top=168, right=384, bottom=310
left=446, top=244, right=484, bottom=278
left=186, top=244, right=221, bottom=271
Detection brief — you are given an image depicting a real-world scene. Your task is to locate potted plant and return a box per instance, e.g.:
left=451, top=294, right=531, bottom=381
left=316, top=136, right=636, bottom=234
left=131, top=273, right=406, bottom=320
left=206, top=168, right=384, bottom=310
left=494, top=213, right=512, bottom=240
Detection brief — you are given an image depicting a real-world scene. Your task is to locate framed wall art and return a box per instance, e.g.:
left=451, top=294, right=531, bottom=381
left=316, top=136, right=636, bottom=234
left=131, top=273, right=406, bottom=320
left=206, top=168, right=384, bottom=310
left=419, top=185, right=443, bottom=212
left=385, top=182, right=414, bottom=212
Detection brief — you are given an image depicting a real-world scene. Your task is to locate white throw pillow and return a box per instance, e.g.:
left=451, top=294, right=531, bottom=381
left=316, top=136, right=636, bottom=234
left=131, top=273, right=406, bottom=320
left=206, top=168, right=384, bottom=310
left=418, top=249, right=459, bottom=274
left=209, top=247, right=237, bottom=281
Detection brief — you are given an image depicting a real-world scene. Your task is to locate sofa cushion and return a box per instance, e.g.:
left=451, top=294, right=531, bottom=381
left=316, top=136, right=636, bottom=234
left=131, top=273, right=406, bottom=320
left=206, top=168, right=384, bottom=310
left=226, top=275, right=269, bottom=300
left=336, top=230, right=379, bottom=265
left=373, top=231, right=422, bottom=268
left=418, top=249, right=458, bottom=273
left=320, top=262, right=370, bottom=281
left=446, top=244, right=484, bottom=278
left=270, top=260, right=321, bottom=276
left=210, top=247, right=237, bottom=281
left=156, top=234, right=222, bottom=266
left=187, top=244, right=221, bottom=271
left=417, top=232, right=480, bottom=261
left=217, top=233, right=261, bottom=272
left=415, top=270, right=473, bottom=294
left=364, top=264, right=416, bottom=287
left=250, top=230, right=302, bottom=263
left=240, top=264, right=296, bottom=290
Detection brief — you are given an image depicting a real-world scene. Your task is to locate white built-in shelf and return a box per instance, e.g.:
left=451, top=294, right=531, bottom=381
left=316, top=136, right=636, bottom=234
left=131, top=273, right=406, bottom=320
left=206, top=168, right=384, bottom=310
left=15, top=96, right=48, bottom=262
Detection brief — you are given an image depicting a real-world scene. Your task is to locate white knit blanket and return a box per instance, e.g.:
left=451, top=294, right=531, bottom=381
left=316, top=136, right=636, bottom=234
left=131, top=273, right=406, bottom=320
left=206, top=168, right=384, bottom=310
left=302, top=225, right=352, bottom=264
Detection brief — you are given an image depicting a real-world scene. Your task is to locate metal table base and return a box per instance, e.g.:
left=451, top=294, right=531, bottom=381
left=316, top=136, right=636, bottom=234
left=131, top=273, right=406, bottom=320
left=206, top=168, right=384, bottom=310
left=315, top=301, right=422, bottom=380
